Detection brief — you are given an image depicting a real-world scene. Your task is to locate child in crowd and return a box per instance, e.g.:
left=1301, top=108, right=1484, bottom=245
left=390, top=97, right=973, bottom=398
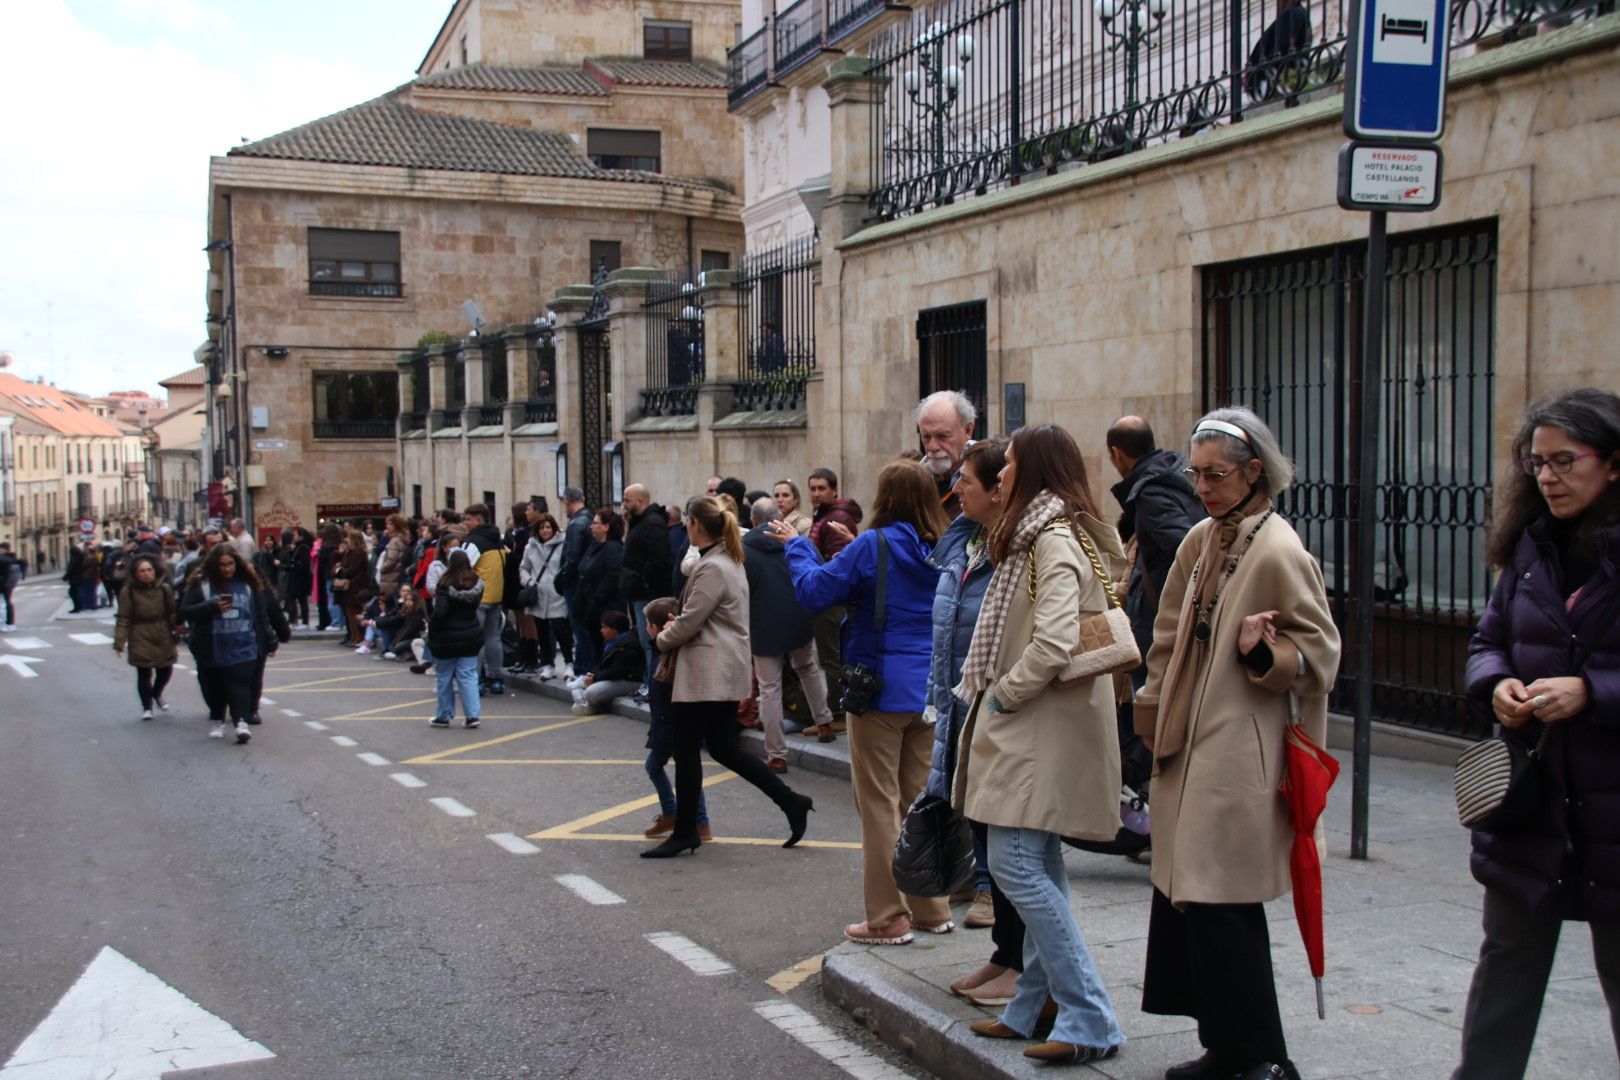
left=639, top=598, right=709, bottom=841
left=355, top=592, right=393, bottom=655
left=571, top=609, right=644, bottom=716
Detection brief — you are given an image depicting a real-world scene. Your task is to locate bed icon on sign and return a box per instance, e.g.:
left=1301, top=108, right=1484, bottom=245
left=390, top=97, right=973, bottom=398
left=1380, top=15, right=1429, bottom=42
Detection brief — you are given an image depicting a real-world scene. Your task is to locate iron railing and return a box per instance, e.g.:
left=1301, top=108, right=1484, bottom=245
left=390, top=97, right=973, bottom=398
left=734, top=237, right=819, bottom=411
left=523, top=398, right=557, bottom=425
left=446, top=351, right=466, bottom=410
left=314, top=419, right=397, bottom=439
left=917, top=301, right=990, bottom=440
left=403, top=411, right=428, bottom=432
left=1202, top=220, right=1498, bottom=738
left=309, top=280, right=404, bottom=298
left=484, top=341, right=508, bottom=405
left=475, top=404, right=505, bottom=428
left=868, top=0, right=1610, bottom=219
left=831, top=0, right=899, bottom=39
left=529, top=328, right=557, bottom=403
left=642, top=276, right=705, bottom=417
left=728, top=0, right=898, bottom=107
left=729, top=26, right=772, bottom=106
left=776, top=0, right=829, bottom=76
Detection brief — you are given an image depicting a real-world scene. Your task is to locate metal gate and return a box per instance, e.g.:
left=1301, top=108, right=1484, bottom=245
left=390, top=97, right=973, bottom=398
left=577, top=326, right=612, bottom=509
left=1202, top=221, right=1498, bottom=738
left=917, top=301, right=989, bottom=440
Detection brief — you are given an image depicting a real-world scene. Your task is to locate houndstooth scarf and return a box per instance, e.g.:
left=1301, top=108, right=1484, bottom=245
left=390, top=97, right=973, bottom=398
left=953, top=491, right=1065, bottom=703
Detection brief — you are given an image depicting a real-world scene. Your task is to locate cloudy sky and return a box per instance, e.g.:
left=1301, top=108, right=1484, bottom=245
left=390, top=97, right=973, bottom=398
left=0, top=0, right=451, bottom=399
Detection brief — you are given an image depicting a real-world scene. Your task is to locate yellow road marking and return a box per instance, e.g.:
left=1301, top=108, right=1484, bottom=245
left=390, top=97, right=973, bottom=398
left=539, top=833, right=860, bottom=851
left=321, top=698, right=439, bottom=721
left=402, top=715, right=605, bottom=765
left=767, top=953, right=827, bottom=994
left=527, top=773, right=745, bottom=839
left=266, top=671, right=407, bottom=692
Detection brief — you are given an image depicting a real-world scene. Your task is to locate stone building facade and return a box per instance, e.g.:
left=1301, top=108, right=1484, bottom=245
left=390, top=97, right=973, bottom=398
left=205, top=0, right=744, bottom=537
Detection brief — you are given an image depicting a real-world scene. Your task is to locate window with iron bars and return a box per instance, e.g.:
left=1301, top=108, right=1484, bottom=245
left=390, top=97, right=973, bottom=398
left=734, top=236, right=819, bottom=412
left=642, top=276, right=705, bottom=417
left=917, top=301, right=989, bottom=440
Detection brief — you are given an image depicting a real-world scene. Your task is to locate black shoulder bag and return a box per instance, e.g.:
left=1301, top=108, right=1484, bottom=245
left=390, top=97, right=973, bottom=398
left=838, top=530, right=888, bottom=716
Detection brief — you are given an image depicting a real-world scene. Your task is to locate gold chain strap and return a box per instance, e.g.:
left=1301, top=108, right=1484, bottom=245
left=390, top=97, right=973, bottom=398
left=1025, top=517, right=1122, bottom=610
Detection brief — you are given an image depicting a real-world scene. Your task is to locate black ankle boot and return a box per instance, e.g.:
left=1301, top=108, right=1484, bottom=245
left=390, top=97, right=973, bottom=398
left=640, top=833, right=701, bottom=859
left=783, top=794, right=815, bottom=848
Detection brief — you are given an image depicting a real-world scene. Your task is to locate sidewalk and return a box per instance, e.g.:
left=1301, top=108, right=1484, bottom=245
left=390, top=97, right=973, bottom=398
left=820, top=754, right=1617, bottom=1080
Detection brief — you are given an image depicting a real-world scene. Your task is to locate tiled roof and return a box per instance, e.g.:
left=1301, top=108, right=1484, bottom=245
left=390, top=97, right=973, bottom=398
left=159, top=364, right=206, bottom=387
left=230, top=98, right=724, bottom=190
left=415, top=64, right=609, bottom=97
left=587, top=58, right=728, bottom=88
left=0, top=374, right=127, bottom=438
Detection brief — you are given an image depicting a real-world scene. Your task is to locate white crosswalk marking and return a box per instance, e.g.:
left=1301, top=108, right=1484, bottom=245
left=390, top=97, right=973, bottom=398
left=645, top=932, right=733, bottom=976
left=2, top=637, right=51, bottom=650
left=70, top=632, right=115, bottom=646
left=751, top=1001, right=914, bottom=1080
left=487, top=833, right=541, bottom=855
left=356, top=752, right=390, bottom=766
left=429, top=797, right=476, bottom=818
left=389, top=773, right=427, bottom=789
left=303, top=720, right=329, bottom=731
left=329, top=735, right=358, bottom=747
left=556, top=874, right=624, bottom=905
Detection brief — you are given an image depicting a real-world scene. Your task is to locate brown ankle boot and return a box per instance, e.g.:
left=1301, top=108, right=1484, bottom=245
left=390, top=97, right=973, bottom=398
left=644, top=814, right=676, bottom=838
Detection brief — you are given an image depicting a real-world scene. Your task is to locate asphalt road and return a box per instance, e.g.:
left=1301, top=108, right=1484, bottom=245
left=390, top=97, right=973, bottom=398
left=0, top=579, right=926, bottom=1080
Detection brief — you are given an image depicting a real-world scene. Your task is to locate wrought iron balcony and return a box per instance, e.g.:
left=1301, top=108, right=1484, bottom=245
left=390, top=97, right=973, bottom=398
left=640, top=385, right=702, bottom=418
left=313, top=419, right=396, bottom=439
left=523, top=398, right=557, bottom=425
left=728, top=27, right=771, bottom=106
left=774, top=0, right=827, bottom=77
left=728, top=1, right=896, bottom=108
left=402, top=411, right=428, bottom=432
left=475, top=404, right=506, bottom=428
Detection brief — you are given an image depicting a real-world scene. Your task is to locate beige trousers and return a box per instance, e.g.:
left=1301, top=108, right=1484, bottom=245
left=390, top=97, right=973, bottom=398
left=848, top=708, right=952, bottom=927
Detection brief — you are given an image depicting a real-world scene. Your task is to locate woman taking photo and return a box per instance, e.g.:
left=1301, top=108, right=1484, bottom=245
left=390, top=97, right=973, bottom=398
left=641, top=496, right=813, bottom=858
left=922, top=439, right=1025, bottom=998
left=520, top=512, right=573, bottom=678
left=113, top=553, right=178, bottom=721
left=1453, top=388, right=1620, bottom=1080
left=950, top=425, right=1126, bottom=1064
left=1135, top=406, right=1340, bottom=1080
left=769, top=459, right=951, bottom=945
left=427, top=550, right=485, bottom=729
left=181, top=546, right=280, bottom=744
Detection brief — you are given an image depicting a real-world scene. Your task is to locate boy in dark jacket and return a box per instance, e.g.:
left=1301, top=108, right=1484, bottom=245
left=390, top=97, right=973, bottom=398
left=571, top=610, right=644, bottom=715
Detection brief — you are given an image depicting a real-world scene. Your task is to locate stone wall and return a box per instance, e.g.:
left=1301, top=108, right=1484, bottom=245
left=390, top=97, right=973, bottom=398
left=443, top=0, right=743, bottom=69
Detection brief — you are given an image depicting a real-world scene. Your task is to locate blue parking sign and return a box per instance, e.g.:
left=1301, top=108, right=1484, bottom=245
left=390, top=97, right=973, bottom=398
left=1344, top=0, right=1451, bottom=140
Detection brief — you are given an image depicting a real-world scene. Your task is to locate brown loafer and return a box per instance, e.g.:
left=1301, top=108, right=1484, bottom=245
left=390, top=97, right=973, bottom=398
left=969, top=1020, right=1026, bottom=1040
left=643, top=814, right=676, bottom=839
left=767, top=757, right=788, bottom=773
left=815, top=724, right=836, bottom=743
left=1023, top=1042, right=1120, bottom=1064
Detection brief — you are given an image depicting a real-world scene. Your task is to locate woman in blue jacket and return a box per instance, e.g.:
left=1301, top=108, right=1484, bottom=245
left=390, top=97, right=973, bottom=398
left=770, top=458, right=952, bottom=946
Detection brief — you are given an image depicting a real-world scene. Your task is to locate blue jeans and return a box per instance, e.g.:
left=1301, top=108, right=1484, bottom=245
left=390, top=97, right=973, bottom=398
left=435, top=655, right=480, bottom=721
left=987, top=826, right=1125, bottom=1049
left=566, top=587, right=596, bottom=673
left=644, top=748, right=707, bottom=824
left=629, top=599, right=656, bottom=689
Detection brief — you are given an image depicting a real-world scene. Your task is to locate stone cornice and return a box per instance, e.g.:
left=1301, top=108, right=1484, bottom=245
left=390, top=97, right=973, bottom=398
left=208, top=157, right=744, bottom=221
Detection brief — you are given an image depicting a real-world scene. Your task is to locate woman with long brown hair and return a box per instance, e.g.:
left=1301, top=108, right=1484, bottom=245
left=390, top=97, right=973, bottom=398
left=179, top=545, right=282, bottom=744
left=769, top=459, right=953, bottom=944
left=641, top=496, right=814, bottom=858
left=331, top=528, right=371, bottom=646
left=951, top=424, right=1127, bottom=1064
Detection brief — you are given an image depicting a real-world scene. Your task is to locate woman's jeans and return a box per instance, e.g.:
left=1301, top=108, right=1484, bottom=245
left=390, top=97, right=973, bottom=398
left=987, top=826, right=1125, bottom=1049
left=645, top=749, right=708, bottom=825
left=434, top=655, right=480, bottom=720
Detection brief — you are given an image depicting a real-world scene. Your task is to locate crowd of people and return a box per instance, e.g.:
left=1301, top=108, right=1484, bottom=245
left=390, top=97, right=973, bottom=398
left=53, top=382, right=1618, bottom=1079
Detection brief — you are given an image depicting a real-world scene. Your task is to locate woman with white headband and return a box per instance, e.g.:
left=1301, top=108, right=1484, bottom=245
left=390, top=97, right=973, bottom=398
left=1133, top=406, right=1342, bottom=1080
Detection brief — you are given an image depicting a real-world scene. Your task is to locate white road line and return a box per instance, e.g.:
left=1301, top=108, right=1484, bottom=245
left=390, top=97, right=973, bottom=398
left=258, top=697, right=276, bottom=706
left=2, top=636, right=51, bottom=650
left=70, top=632, right=115, bottom=646
left=429, top=797, right=476, bottom=818
left=389, top=772, right=427, bottom=789
left=752, top=1000, right=914, bottom=1080
left=645, top=932, right=733, bottom=976
left=356, top=752, right=390, bottom=766
left=487, top=833, right=541, bottom=855
left=330, top=735, right=358, bottom=747
left=281, top=708, right=302, bottom=718
left=556, top=874, right=624, bottom=905
left=173, top=662, right=190, bottom=671
left=303, top=720, right=329, bottom=731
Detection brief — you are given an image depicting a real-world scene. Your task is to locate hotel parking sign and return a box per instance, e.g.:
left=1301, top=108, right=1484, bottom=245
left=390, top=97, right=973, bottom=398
left=1344, top=0, right=1451, bottom=140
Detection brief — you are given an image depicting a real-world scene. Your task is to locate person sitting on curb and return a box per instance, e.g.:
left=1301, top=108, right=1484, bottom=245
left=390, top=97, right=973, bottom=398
left=572, top=610, right=644, bottom=716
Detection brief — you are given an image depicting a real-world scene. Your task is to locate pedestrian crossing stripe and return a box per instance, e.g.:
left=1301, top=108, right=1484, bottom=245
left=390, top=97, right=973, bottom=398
left=70, top=632, right=115, bottom=646
left=2, top=637, right=50, bottom=650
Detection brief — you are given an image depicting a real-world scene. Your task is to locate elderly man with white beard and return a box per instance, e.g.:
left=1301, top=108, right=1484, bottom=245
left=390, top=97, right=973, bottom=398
left=916, top=390, right=977, bottom=520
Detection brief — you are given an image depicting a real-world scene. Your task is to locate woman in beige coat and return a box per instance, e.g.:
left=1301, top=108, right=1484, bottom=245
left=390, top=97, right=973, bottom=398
left=1134, top=407, right=1341, bottom=1080
left=952, top=424, right=1127, bottom=1066
left=641, top=496, right=814, bottom=858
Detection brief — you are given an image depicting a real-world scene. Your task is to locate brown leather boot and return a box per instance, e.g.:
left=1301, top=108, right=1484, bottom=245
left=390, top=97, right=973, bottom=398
left=644, top=814, right=676, bottom=838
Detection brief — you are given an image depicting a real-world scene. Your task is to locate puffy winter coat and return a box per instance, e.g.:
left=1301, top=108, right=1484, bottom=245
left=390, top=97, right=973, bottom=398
left=519, top=533, right=569, bottom=619
left=925, top=514, right=995, bottom=800
left=428, top=579, right=486, bottom=659
left=1465, top=518, right=1620, bottom=922
left=378, top=533, right=409, bottom=597
left=783, top=523, right=937, bottom=714
left=114, top=578, right=179, bottom=669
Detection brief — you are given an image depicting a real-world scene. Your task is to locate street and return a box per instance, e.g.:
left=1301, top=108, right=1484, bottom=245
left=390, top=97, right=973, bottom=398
left=0, top=579, right=922, bottom=1080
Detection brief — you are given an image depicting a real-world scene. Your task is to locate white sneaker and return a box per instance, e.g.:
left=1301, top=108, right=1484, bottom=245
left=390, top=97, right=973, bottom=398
left=355, top=643, right=371, bottom=654
left=155, top=698, right=170, bottom=712
left=538, top=664, right=555, bottom=679
left=571, top=702, right=592, bottom=716
left=235, top=721, right=251, bottom=743
left=140, top=708, right=153, bottom=721
left=209, top=722, right=227, bottom=739
left=561, top=663, right=575, bottom=679
left=381, top=652, right=396, bottom=660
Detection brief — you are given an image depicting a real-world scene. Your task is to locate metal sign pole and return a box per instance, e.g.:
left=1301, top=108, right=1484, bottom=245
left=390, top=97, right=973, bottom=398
left=1351, top=209, right=1387, bottom=861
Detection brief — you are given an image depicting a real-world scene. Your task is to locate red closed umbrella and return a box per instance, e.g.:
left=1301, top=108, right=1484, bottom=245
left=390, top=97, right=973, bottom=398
left=1279, top=714, right=1340, bottom=1019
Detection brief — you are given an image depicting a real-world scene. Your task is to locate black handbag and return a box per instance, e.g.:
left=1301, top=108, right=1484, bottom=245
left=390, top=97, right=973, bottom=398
left=891, top=792, right=975, bottom=898
left=839, top=530, right=888, bottom=716
left=1454, top=583, right=1620, bottom=831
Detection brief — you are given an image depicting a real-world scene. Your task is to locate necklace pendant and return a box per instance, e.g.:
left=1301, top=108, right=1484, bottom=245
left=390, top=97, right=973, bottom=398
left=1194, top=619, right=1212, bottom=643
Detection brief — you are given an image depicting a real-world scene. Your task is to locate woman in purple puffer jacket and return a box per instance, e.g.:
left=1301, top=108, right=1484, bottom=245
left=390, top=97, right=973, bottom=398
left=1453, top=388, right=1620, bottom=1080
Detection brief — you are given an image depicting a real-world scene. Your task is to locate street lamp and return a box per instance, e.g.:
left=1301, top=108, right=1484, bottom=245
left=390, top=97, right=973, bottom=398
left=1095, top=0, right=1168, bottom=125
left=903, top=24, right=976, bottom=205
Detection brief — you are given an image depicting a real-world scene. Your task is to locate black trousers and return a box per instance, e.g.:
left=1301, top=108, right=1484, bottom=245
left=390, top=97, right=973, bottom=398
left=672, top=699, right=798, bottom=838
left=250, top=653, right=270, bottom=716
left=198, top=662, right=257, bottom=723
left=971, top=820, right=1027, bottom=971
left=284, top=590, right=308, bottom=625
left=1, top=585, right=13, bottom=625
left=135, top=665, right=173, bottom=709
left=1143, top=887, right=1289, bottom=1068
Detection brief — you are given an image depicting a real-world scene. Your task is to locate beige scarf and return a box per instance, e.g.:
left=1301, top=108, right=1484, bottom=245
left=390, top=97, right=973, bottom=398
left=1152, top=491, right=1274, bottom=760
left=953, top=491, right=1064, bottom=703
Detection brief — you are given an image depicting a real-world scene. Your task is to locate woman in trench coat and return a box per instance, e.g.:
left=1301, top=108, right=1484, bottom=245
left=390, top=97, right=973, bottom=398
left=1134, top=406, right=1341, bottom=1080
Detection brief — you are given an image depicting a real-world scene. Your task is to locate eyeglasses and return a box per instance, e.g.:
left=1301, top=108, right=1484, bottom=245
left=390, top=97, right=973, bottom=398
left=1521, top=451, right=1601, bottom=476
left=1183, top=466, right=1239, bottom=484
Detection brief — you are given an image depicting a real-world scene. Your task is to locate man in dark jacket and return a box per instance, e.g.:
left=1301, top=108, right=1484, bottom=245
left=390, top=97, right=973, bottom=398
left=554, top=486, right=597, bottom=675
left=744, top=499, right=837, bottom=771
left=805, top=466, right=864, bottom=731
left=0, top=542, right=19, bottom=631
left=619, top=484, right=672, bottom=695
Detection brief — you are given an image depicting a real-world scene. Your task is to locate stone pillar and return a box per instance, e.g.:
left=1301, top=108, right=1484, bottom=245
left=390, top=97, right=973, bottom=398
left=602, top=268, right=665, bottom=439
left=394, top=352, right=416, bottom=438
left=502, top=325, right=534, bottom=429
left=426, top=345, right=452, bottom=433
left=547, top=285, right=598, bottom=497
left=814, top=55, right=885, bottom=489
left=461, top=338, right=487, bottom=431
left=696, top=270, right=742, bottom=441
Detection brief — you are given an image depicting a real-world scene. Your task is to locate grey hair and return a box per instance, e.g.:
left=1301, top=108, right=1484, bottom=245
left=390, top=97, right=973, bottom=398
left=562, top=485, right=585, bottom=504
left=751, top=497, right=779, bottom=525
left=917, top=390, right=977, bottom=431
left=1191, top=406, right=1295, bottom=496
